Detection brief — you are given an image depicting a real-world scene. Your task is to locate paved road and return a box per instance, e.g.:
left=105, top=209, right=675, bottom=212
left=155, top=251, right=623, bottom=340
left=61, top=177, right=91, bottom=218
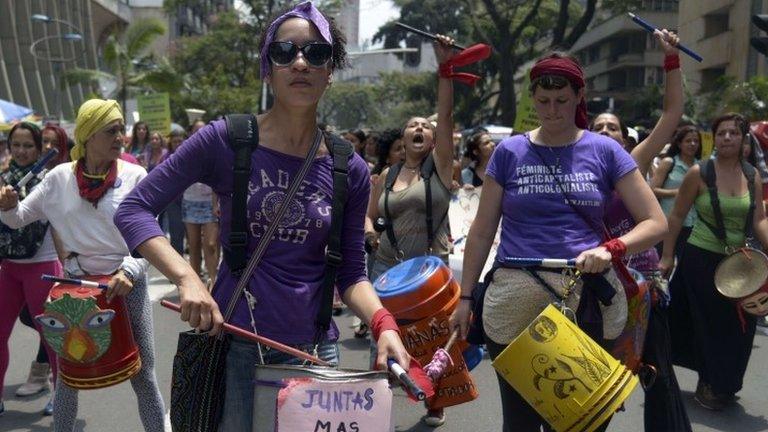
left=2, top=269, right=767, bottom=431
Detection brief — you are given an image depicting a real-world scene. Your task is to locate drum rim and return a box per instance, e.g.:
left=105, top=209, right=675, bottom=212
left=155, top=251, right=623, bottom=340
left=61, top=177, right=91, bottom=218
left=714, top=247, right=768, bottom=298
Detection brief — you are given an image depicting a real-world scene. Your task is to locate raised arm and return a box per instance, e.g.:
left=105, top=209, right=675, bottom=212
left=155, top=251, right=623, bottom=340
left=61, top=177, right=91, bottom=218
left=432, top=34, right=457, bottom=189
left=630, top=29, right=683, bottom=176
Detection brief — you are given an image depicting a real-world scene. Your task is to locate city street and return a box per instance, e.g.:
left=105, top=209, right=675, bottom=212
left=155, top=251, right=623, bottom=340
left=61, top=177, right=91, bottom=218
left=2, top=268, right=767, bottom=432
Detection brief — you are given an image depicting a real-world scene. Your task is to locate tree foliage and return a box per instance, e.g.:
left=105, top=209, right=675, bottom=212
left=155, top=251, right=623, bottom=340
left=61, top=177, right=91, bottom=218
left=374, top=0, right=600, bottom=126
left=696, top=76, right=768, bottom=124
left=63, top=18, right=169, bottom=115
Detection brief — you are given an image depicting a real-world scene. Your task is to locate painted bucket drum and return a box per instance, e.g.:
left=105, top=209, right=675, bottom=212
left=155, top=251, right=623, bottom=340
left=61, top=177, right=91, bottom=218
left=36, top=275, right=141, bottom=389
left=492, top=304, right=639, bottom=432
left=374, top=256, right=478, bottom=409
left=714, top=247, right=768, bottom=317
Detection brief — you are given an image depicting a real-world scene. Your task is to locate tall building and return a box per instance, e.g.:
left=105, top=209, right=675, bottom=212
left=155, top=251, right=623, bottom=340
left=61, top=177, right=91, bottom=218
left=678, top=0, right=768, bottom=93
left=569, top=0, right=679, bottom=122
left=336, top=0, right=360, bottom=49
left=0, top=0, right=232, bottom=121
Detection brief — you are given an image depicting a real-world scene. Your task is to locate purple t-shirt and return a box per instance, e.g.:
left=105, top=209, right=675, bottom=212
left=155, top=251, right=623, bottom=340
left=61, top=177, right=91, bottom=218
left=604, top=193, right=659, bottom=273
left=115, top=120, right=370, bottom=344
left=486, top=131, right=637, bottom=261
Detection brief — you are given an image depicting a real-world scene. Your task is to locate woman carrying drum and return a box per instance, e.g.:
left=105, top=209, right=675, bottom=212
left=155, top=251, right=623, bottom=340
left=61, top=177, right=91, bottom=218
left=0, top=99, right=165, bottom=431
left=114, top=3, right=410, bottom=431
left=450, top=52, right=667, bottom=431
left=364, top=34, right=460, bottom=428
left=0, top=122, right=63, bottom=417
left=589, top=29, right=692, bottom=432
left=660, top=112, right=768, bottom=410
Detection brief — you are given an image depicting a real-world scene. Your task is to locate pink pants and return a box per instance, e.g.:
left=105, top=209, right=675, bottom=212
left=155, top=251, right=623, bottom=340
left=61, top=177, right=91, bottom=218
left=0, top=259, right=62, bottom=391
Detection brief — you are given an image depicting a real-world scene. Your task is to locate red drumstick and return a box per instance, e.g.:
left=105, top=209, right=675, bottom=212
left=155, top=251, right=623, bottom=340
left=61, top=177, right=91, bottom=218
left=160, top=300, right=330, bottom=367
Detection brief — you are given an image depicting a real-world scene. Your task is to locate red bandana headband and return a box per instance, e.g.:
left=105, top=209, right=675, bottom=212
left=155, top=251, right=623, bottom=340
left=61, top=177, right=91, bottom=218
left=530, top=57, right=588, bottom=129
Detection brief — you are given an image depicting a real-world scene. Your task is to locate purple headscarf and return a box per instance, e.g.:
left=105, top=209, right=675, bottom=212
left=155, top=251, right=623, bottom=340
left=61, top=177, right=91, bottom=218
left=259, top=1, right=333, bottom=79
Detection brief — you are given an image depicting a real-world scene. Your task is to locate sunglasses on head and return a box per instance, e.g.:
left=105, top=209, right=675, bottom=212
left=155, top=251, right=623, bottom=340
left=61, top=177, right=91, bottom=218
left=268, top=41, right=332, bottom=68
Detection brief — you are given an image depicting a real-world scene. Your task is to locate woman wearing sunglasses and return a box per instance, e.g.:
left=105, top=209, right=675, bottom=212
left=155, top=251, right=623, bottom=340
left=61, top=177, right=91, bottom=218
left=114, top=2, right=411, bottom=431
left=0, top=99, right=165, bottom=431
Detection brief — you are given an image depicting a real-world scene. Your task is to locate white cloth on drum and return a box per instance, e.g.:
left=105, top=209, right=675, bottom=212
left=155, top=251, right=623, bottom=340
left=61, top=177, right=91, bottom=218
left=483, top=267, right=627, bottom=345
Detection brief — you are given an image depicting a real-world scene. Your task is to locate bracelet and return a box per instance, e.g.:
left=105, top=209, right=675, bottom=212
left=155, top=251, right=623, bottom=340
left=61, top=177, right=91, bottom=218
left=601, top=238, right=627, bottom=261
left=370, top=308, right=399, bottom=341
left=118, top=267, right=136, bottom=285
left=459, top=295, right=474, bottom=302
left=438, top=62, right=454, bottom=79
left=664, top=54, right=680, bottom=72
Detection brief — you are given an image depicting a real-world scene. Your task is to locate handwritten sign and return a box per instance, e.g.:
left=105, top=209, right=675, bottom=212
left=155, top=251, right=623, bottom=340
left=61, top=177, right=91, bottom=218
left=137, top=93, right=171, bottom=135
left=700, top=131, right=714, bottom=160
left=449, top=187, right=500, bottom=277
left=276, top=378, right=392, bottom=432
left=513, top=69, right=539, bottom=133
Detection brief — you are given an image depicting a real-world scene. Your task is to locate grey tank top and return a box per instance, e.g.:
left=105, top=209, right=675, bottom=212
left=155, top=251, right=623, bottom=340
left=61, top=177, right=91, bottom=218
left=376, top=172, right=451, bottom=267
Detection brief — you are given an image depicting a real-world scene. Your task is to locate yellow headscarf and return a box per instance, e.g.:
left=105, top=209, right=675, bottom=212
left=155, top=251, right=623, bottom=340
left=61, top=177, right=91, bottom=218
left=71, top=99, right=123, bottom=161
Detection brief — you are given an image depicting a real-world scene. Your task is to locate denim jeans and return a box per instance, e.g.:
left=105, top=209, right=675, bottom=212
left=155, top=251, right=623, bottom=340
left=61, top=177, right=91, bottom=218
left=218, top=336, right=339, bottom=432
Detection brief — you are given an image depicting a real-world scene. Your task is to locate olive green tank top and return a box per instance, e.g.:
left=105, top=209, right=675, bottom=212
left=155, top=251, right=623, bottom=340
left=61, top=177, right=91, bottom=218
left=375, top=173, right=451, bottom=267
left=688, top=192, right=750, bottom=254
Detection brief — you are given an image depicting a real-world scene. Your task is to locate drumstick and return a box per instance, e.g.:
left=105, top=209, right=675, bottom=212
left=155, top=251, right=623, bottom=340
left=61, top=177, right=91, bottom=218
left=160, top=300, right=330, bottom=366
left=41, top=274, right=109, bottom=290
left=387, top=359, right=427, bottom=401
left=502, top=257, right=576, bottom=268
left=395, top=22, right=466, bottom=50
left=628, top=13, right=703, bottom=62
left=14, top=149, right=59, bottom=192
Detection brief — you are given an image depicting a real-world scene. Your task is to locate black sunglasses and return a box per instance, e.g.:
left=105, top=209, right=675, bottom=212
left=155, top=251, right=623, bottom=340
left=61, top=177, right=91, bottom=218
left=268, top=41, right=333, bottom=68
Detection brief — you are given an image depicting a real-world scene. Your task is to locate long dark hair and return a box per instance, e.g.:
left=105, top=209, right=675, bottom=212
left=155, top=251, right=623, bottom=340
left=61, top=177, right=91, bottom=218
left=665, top=125, right=702, bottom=159
left=372, top=128, right=402, bottom=175
left=8, top=122, right=43, bottom=153
left=464, top=131, right=489, bottom=162
left=130, top=121, right=149, bottom=152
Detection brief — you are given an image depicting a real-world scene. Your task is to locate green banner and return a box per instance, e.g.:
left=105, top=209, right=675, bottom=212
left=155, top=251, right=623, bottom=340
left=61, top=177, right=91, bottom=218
left=513, top=70, right=539, bottom=134
left=137, top=93, right=171, bottom=135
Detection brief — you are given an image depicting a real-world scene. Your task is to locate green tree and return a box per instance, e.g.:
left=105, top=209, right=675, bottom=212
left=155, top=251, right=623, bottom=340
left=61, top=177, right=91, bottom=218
left=372, top=0, right=667, bottom=126
left=696, top=76, right=768, bottom=123
left=64, top=19, right=169, bottom=115
left=170, top=10, right=263, bottom=121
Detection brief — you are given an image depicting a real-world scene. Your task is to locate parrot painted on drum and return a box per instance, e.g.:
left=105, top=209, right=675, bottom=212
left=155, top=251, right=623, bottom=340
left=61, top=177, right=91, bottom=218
left=36, top=293, right=115, bottom=363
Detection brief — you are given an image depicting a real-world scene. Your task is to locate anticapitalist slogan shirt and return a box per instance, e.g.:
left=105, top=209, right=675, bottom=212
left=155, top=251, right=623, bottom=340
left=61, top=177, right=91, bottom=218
left=115, top=120, right=370, bottom=344
left=486, top=131, right=637, bottom=262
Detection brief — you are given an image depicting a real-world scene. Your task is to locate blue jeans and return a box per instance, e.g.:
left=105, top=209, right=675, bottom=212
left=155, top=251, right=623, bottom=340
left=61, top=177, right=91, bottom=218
left=219, top=336, right=339, bottom=432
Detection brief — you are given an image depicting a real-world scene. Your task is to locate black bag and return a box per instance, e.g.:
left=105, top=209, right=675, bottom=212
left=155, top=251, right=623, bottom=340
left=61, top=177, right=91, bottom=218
left=169, top=114, right=259, bottom=432
left=0, top=170, right=49, bottom=259
left=466, top=264, right=499, bottom=345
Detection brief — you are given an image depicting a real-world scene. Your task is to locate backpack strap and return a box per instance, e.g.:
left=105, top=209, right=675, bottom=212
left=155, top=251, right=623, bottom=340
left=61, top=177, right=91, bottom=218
left=223, top=114, right=258, bottom=276
left=421, top=154, right=435, bottom=253
left=382, top=162, right=402, bottom=256
left=314, top=134, right=353, bottom=343
left=697, top=159, right=757, bottom=245
left=742, top=160, right=756, bottom=240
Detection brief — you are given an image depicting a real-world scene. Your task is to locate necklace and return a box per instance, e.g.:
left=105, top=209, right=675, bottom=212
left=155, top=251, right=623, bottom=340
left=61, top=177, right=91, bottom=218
left=546, top=146, right=561, bottom=166
left=403, top=163, right=420, bottom=172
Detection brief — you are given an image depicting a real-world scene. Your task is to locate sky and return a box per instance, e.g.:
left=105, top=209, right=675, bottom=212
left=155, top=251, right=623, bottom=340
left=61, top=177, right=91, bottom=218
left=358, top=0, right=399, bottom=46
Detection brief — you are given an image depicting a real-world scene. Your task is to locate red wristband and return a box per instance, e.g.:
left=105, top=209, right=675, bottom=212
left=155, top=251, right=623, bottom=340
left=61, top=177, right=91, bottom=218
left=371, top=308, right=399, bottom=341
left=664, top=54, right=680, bottom=72
left=438, top=62, right=454, bottom=79
left=602, top=238, right=627, bottom=261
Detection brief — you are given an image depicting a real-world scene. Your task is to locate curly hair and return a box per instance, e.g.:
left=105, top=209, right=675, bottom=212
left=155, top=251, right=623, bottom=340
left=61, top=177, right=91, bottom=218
left=257, top=5, right=348, bottom=78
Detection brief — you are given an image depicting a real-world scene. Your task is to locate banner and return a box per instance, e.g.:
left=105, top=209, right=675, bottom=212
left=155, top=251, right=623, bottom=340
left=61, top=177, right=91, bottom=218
left=700, top=131, right=714, bottom=160
left=137, top=93, right=171, bottom=135
left=513, top=70, right=538, bottom=133
left=449, top=187, right=500, bottom=278
left=276, top=377, right=392, bottom=432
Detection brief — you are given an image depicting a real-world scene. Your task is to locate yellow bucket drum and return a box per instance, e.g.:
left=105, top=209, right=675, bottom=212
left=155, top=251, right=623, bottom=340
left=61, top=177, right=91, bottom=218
left=492, top=304, right=638, bottom=432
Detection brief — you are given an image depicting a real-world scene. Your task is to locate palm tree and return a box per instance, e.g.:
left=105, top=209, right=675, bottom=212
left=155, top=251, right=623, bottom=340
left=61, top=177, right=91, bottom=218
left=64, top=18, right=180, bottom=114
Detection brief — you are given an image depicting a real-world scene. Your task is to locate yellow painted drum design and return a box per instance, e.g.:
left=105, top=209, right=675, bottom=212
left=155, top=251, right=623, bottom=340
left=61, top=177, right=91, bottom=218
left=492, top=304, right=638, bottom=432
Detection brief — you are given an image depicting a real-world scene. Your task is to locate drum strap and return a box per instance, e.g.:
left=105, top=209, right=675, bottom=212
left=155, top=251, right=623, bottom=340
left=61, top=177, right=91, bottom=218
left=383, top=154, right=447, bottom=256
left=697, top=158, right=756, bottom=246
